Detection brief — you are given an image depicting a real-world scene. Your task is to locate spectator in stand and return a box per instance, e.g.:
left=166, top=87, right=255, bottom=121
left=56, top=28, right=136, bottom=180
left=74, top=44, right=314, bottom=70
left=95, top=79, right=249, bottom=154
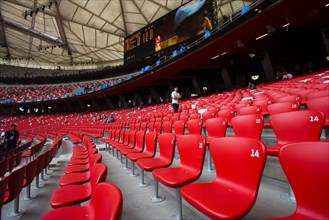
left=282, top=71, right=293, bottom=80
left=5, top=124, right=19, bottom=151
left=109, top=114, right=115, bottom=123
left=0, top=129, right=5, bottom=151
left=171, top=86, right=181, bottom=113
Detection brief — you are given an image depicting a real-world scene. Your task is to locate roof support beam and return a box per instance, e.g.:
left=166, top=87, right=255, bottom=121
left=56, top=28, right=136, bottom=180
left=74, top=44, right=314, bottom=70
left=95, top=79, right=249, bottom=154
left=132, top=0, right=149, bottom=23
left=119, top=0, right=128, bottom=36
left=3, top=19, right=64, bottom=45
left=52, top=0, right=73, bottom=65
left=0, top=14, right=10, bottom=57
left=27, top=0, right=37, bottom=58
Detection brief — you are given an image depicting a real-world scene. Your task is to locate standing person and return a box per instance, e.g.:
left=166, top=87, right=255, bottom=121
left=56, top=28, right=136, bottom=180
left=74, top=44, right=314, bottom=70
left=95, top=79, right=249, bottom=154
left=0, top=129, right=5, bottom=151
left=171, top=87, right=181, bottom=113
left=5, top=124, right=19, bottom=151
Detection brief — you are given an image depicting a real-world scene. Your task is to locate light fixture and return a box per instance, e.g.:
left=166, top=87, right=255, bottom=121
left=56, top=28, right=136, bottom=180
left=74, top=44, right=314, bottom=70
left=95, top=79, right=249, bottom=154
left=221, top=52, right=227, bottom=56
left=251, top=75, right=259, bottom=80
left=211, top=55, right=219, bottom=59
left=282, top=23, right=290, bottom=28
left=249, top=53, right=256, bottom=58
left=48, top=106, right=52, bottom=109
left=326, top=3, right=329, bottom=7
left=326, top=56, right=329, bottom=61
left=255, top=33, right=267, bottom=40
left=87, top=104, right=91, bottom=107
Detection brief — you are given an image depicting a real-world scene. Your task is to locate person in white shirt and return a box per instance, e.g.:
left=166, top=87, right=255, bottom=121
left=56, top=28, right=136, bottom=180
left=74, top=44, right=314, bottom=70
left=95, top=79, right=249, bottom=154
left=171, top=87, right=181, bottom=113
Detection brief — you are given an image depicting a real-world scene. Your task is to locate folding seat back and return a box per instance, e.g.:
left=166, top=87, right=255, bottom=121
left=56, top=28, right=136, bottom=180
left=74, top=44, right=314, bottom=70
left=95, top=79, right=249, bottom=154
left=272, top=142, right=329, bottom=219
left=231, top=114, right=264, bottom=140
left=135, top=123, right=141, bottom=131
left=7, top=154, right=17, bottom=172
left=170, top=116, right=179, bottom=123
left=147, top=122, right=155, bottom=132
left=4, top=165, right=27, bottom=204
left=172, top=120, right=185, bottom=136
left=158, top=133, right=176, bottom=163
left=162, top=121, right=172, bottom=133
left=154, top=121, right=162, bottom=135
left=179, top=114, right=188, bottom=123
left=144, top=132, right=157, bottom=156
left=201, top=111, right=215, bottom=125
left=93, top=183, right=123, bottom=220
left=189, top=113, right=201, bottom=119
left=307, top=96, right=329, bottom=126
left=23, top=158, right=38, bottom=188
left=176, top=135, right=206, bottom=175
left=186, top=119, right=202, bottom=135
left=271, top=110, right=324, bottom=147
left=127, top=130, right=137, bottom=148
left=267, top=101, right=300, bottom=116
left=90, top=164, right=108, bottom=191
left=276, top=95, right=302, bottom=104
left=140, top=122, right=147, bottom=131
left=253, top=99, right=271, bottom=115
left=43, top=150, right=52, bottom=169
left=205, top=117, right=227, bottom=144
left=134, top=131, right=146, bottom=152
left=217, top=109, right=234, bottom=125
left=237, top=105, right=262, bottom=115
left=305, top=90, right=329, bottom=100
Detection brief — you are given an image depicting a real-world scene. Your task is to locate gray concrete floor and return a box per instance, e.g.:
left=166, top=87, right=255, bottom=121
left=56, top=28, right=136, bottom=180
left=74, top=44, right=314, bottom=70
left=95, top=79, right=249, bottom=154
left=1, top=137, right=296, bottom=220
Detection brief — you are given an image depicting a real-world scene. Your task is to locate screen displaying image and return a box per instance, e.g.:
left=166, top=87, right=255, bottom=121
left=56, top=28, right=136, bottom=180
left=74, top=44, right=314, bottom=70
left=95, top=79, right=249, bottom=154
left=154, top=0, right=214, bottom=52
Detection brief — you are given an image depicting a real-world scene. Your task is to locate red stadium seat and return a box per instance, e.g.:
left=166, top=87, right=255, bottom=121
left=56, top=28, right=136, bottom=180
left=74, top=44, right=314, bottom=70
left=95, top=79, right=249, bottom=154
left=0, top=159, right=9, bottom=179
left=4, top=165, right=27, bottom=216
left=172, top=120, right=185, bottom=138
left=64, top=154, right=102, bottom=174
left=136, top=133, right=175, bottom=200
left=231, top=114, right=264, bottom=140
left=152, top=135, right=206, bottom=219
left=51, top=163, right=107, bottom=208
left=23, top=158, right=38, bottom=199
left=238, top=105, right=262, bottom=115
left=120, top=131, right=145, bottom=168
left=186, top=119, right=202, bottom=135
left=162, top=121, right=172, bottom=133
left=42, top=183, right=123, bottom=220
left=266, top=142, right=329, bottom=220
left=307, top=96, right=329, bottom=127
left=267, top=110, right=324, bottom=156
left=305, top=90, right=329, bottom=100
left=181, top=137, right=266, bottom=219
left=127, top=132, right=157, bottom=176
left=205, top=117, right=227, bottom=171
left=267, top=101, right=300, bottom=116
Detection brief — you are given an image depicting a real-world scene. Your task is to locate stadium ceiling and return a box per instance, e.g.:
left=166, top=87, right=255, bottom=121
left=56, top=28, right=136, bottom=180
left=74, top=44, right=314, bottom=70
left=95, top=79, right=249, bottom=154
left=0, top=0, right=250, bottom=70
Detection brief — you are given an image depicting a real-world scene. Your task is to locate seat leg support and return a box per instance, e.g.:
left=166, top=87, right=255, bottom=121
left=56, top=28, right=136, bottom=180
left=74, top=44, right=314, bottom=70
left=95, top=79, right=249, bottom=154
left=149, top=179, right=165, bottom=203
left=137, top=170, right=149, bottom=187
left=131, top=162, right=139, bottom=176
left=207, top=148, right=214, bottom=172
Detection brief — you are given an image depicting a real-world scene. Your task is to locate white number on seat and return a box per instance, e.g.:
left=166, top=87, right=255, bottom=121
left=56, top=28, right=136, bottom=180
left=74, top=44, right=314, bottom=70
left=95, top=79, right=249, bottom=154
left=251, top=149, right=260, bottom=158
left=310, top=116, right=319, bottom=122
left=256, top=119, right=261, bottom=124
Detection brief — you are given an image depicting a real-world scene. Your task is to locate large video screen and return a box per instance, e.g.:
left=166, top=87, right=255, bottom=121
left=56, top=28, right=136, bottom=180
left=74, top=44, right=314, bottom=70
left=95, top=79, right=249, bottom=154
left=124, top=0, right=215, bottom=65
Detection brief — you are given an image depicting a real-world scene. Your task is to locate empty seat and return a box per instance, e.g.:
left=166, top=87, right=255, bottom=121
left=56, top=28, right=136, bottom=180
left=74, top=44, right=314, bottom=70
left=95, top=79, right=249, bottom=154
left=267, top=101, right=300, bottom=116
left=51, top=163, right=107, bottom=208
left=205, top=117, right=227, bottom=171
left=136, top=133, right=175, bottom=199
left=307, top=96, right=329, bottom=127
left=266, top=141, right=329, bottom=220
left=64, top=154, right=102, bottom=174
left=0, top=159, right=9, bottom=179
left=152, top=135, right=206, bottom=219
left=181, top=137, right=266, bottom=219
left=127, top=132, right=157, bottom=176
left=238, top=105, right=262, bottom=115
left=23, top=158, right=38, bottom=199
left=42, top=183, right=123, bottom=220
left=186, top=119, right=202, bottom=135
left=268, top=110, right=324, bottom=156
left=4, top=165, right=27, bottom=216
left=231, top=114, right=264, bottom=140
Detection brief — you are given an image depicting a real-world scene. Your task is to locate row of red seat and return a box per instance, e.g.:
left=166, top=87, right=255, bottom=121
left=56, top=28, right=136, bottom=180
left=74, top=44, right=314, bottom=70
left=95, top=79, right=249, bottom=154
left=103, top=126, right=328, bottom=219
left=42, top=136, right=123, bottom=220
left=0, top=135, right=62, bottom=218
